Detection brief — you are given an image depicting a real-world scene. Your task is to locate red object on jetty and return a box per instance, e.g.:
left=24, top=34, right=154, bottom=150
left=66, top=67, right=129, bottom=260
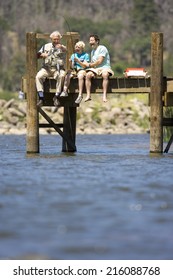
left=124, top=68, right=147, bottom=77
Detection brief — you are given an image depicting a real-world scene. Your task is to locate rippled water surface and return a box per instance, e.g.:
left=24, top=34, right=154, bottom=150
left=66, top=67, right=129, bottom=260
left=0, top=134, right=173, bottom=260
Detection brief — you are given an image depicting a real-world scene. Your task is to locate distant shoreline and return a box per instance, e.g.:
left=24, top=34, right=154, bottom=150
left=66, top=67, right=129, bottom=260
left=0, top=97, right=150, bottom=135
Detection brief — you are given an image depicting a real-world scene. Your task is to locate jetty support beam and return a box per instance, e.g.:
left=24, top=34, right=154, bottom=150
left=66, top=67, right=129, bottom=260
left=26, top=32, right=39, bottom=153
left=150, top=32, right=164, bottom=153
left=62, top=106, right=77, bottom=152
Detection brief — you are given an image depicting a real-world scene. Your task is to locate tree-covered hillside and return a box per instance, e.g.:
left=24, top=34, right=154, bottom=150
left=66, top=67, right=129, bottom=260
left=1, top=0, right=173, bottom=91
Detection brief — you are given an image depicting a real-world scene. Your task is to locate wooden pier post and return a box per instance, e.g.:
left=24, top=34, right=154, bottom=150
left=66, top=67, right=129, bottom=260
left=150, top=32, right=163, bottom=153
left=65, top=32, right=79, bottom=70
left=62, top=106, right=77, bottom=152
left=61, top=32, right=79, bottom=152
left=26, top=32, right=39, bottom=153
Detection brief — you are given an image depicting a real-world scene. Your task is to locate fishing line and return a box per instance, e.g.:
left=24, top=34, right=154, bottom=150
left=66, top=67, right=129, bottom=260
left=57, top=14, right=76, bottom=53
left=56, top=14, right=77, bottom=70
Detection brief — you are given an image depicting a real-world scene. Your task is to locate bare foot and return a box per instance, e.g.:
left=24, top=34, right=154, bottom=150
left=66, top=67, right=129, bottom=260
left=84, top=97, right=92, bottom=102
left=103, top=98, right=108, bottom=102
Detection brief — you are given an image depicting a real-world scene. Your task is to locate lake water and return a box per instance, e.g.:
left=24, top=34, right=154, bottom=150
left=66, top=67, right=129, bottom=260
left=0, top=133, right=173, bottom=260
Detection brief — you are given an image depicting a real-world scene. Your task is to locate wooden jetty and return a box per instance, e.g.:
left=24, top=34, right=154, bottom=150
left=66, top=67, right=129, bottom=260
left=23, top=32, right=173, bottom=154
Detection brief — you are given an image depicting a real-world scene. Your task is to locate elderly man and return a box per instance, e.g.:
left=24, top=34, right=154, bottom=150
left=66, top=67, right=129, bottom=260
left=84, top=34, right=114, bottom=103
left=36, top=30, right=67, bottom=106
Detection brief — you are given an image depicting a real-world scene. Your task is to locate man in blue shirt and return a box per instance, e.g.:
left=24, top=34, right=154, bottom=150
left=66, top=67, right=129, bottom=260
left=84, top=34, right=114, bottom=102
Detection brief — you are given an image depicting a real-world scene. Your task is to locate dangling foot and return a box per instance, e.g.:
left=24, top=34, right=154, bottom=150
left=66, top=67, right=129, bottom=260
left=37, top=98, right=44, bottom=107
left=75, top=95, right=83, bottom=104
left=53, top=95, right=60, bottom=107
left=84, top=96, right=91, bottom=102
left=103, top=94, right=108, bottom=102
left=103, top=97, right=108, bottom=103
left=55, top=92, right=61, bottom=98
left=37, top=91, right=44, bottom=107
left=60, top=91, right=68, bottom=97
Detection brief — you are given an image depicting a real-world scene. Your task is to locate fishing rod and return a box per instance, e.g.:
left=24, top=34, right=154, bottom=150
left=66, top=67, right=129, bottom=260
left=62, top=16, right=75, bottom=50
left=59, top=15, right=77, bottom=70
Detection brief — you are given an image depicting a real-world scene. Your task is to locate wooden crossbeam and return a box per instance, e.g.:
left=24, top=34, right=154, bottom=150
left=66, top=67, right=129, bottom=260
left=39, top=123, right=63, bottom=128
left=163, top=118, right=173, bottom=126
left=43, top=76, right=151, bottom=95
left=36, top=32, right=79, bottom=40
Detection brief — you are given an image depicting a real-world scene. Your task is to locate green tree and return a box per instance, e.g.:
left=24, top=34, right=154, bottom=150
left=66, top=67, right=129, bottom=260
left=0, top=16, right=9, bottom=64
left=124, top=0, right=160, bottom=67
left=130, top=0, right=160, bottom=36
left=2, top=53, right=25, bottom=91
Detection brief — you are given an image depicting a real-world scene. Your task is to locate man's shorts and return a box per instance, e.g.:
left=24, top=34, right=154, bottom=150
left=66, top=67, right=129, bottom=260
left=86, top=67, right=114, bottom=76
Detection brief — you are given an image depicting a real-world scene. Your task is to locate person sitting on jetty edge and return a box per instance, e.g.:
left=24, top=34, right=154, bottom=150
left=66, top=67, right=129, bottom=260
left=84, top=34, right=114, bottom=102
left=35, top=30, right=67, bottom=107
left=60, top=40, right=90, bottom=104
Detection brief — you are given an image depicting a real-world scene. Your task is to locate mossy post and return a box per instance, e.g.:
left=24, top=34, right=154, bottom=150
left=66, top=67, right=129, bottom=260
left=150, top=32, right=163, bottom=153
left=26, top=32, right=39, bottom=153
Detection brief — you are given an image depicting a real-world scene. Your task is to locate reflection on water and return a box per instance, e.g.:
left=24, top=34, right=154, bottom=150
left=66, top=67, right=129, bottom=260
left=0, top=134, right=173, bottom=260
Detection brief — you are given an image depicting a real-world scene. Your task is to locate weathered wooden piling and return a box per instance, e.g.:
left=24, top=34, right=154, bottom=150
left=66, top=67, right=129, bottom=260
left=62, top=106, right=77, bottom=152
left=26, top=32, right=39, bottom=153
left=150, top=32, right=164, bottom=153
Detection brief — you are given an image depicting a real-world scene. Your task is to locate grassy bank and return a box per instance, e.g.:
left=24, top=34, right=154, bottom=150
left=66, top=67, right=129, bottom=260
left=0, top=90, right=19, bottom=100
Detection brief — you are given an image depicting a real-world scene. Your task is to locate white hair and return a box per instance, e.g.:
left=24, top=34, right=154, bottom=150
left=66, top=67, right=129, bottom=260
left=75, top=41, right=85, bottom=50
left=50, top=31, right=62, bottom=39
